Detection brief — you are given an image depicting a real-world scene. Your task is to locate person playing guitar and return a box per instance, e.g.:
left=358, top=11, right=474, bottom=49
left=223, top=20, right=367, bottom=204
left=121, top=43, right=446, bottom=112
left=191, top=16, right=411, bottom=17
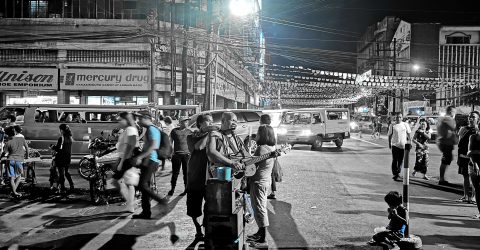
left=206, top=112, right=248, bottom=176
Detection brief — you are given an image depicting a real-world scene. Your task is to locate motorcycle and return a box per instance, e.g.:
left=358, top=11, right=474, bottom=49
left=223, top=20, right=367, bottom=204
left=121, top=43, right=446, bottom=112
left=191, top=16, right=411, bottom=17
left=78, top=130, right=119, bottom=204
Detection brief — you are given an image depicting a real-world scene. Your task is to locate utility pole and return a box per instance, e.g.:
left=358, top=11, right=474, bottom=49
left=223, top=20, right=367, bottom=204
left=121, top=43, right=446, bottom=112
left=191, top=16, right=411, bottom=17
left=181, top=0, right=189, bottom=105
left=193, top=39, right=198, bottom=106
left=204, top=0, right=213, bottom=110
left=392, top=38, right=397, bottom=114
left=170, top=0, right=176, bottom=105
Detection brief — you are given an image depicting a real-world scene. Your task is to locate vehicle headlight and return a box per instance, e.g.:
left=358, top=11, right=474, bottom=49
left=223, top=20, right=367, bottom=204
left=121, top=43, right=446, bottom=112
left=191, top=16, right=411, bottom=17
left=277, top=128, right=288, bottom=135
left=350, top=122, right=358, bottom=129
left=301, top=130, right=313, bottom=136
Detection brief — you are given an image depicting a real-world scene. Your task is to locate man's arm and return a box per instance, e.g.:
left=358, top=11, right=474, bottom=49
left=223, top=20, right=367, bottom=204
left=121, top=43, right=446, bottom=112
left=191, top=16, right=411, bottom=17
left=388, top=125, right=393, bottom=148
left=23, top=138, right=29, bottom=159
left=206, top=132, right=234, bottom=167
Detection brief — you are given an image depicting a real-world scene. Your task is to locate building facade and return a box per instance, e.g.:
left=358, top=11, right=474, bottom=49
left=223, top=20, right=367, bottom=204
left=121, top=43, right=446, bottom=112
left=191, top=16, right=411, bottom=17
left=437, top=26, right=480, bottom=113
left=0, top=0, right=263, bottom=109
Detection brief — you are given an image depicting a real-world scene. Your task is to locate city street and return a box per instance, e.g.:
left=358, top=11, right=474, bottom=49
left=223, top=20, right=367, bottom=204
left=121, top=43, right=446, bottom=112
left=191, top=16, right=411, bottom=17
left=1, top=135, right=479, bottom=250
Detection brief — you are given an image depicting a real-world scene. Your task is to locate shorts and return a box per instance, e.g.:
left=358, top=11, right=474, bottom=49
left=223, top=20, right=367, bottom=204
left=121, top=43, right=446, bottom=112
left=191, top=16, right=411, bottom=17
left=7, top=160, right=23, bottom=178
left=438, top=144, right=454, bottom=165
left=457, top=157, right=470, bottom=175
left=186, top=189, right=205, bottom=218
left=113, top=158, right=134, bottom=180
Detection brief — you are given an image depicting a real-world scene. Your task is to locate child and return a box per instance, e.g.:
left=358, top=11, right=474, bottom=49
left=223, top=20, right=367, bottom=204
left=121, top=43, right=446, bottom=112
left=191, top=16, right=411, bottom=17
left=368, top=191, right=407, bottom=249
left=4, top=125, right=29, bottom=198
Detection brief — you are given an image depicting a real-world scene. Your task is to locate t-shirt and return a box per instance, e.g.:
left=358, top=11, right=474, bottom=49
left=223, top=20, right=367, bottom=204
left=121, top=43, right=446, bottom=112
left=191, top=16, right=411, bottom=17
left=387, top=205, right=407, bottom=233
left=458, top=126, right=476, bottom=156
left=251, top=145, right=275, bottom=184
left=5, top=135, right=27, bottom=161
left=388, top=122, right=411, bottom=149
left=437, top=116, right=457, bottom=146
left=53, top=136, right=73, bottom=163
left=170, top=127, right=192, bottom=154
left=116, top=126, right=139, bottom=159
left=186, top=132, right=209, bottom=191
left=143, top=125, right=161, bottom=163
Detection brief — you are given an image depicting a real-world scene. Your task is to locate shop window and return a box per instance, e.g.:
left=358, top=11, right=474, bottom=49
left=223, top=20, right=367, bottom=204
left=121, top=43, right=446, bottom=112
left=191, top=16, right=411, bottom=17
left=30, top=0, right=48, bottom=18
left=0, top=108, right=26, bottom=125
left=446, top=32, right=471, bottom=44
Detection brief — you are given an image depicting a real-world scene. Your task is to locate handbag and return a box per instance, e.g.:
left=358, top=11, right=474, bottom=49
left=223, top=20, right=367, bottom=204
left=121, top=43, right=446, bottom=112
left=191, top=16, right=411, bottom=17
left=272, top=157, right=283, bottom=182
left=123, top=167, right=140, bottom=186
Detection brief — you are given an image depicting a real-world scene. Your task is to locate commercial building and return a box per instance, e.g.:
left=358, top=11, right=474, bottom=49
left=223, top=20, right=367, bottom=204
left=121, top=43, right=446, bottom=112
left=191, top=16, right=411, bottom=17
left=0, top=0, right=263, bottom=109
left=437, top=26, right=480, bottom=113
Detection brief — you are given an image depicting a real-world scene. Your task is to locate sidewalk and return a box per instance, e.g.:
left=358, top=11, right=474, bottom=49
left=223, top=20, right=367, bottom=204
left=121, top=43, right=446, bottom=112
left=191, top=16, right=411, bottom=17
left=351, top=133, right=465, bottom=196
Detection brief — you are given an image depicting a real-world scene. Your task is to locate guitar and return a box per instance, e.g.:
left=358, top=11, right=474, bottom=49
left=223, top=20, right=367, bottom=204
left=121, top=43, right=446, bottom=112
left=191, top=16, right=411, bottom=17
left=210, top=144, right=292, bottom=179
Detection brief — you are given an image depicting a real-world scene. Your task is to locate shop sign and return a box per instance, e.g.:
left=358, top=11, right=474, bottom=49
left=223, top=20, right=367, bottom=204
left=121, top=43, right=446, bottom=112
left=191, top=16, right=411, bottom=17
left=0, top=68, right=58, bottom=90
left=60, top=69, right=150, bottom=91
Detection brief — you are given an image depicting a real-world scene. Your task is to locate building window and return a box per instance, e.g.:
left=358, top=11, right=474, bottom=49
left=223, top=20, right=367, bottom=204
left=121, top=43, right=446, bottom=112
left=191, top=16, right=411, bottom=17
left=30, top=0, right=48, bottom=18
left=445, top=32, right=471, bottom=44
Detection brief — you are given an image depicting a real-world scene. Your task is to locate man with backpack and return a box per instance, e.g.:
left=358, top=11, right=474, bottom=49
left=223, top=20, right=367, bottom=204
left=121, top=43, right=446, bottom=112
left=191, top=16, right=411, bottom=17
left=133, top=112, right=169, bottom=219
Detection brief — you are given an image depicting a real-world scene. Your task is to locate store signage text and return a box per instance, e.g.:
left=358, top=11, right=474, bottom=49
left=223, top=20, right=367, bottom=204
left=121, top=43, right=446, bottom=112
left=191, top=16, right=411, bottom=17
left=0, top=68, right=58, bottom=90
left=61, top=69, right=150, bottom=91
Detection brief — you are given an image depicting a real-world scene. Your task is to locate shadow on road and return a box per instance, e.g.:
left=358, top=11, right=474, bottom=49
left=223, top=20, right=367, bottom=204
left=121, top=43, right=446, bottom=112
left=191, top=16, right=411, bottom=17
left=419, top=234, right=480, bottom=249
left=268, top=200, right=308, bottom=249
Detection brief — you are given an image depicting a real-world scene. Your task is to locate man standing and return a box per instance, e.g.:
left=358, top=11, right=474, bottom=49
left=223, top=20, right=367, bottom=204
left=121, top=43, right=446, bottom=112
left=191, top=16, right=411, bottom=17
left=457, top=111, right=479, bottom=203
left=388, top=113, right=411, bottom=181
left=437, top=106, right=457, bottom=185
left=133, top=112, right=169, bottom=219
left=168, top=116, right=192, bottom=196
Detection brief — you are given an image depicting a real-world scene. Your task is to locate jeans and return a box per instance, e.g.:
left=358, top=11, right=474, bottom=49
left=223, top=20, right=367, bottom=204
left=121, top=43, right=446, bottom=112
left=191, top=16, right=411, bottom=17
left=171, top=153, right=190, bottom=190
left=391, top=146, right=404, bottom=177
left=57, top=163, right=74, bottom=191
left=139, top=159, right=168, bottom=216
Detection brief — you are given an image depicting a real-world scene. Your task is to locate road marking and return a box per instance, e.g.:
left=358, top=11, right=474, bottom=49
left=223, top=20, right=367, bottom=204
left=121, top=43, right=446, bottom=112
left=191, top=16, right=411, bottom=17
left=351, top=137, right=384, bottom=147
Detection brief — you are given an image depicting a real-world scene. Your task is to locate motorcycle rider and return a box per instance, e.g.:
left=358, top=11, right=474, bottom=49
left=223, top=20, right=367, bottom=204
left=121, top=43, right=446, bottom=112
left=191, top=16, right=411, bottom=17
left=113, top=112, right=139, bottom=213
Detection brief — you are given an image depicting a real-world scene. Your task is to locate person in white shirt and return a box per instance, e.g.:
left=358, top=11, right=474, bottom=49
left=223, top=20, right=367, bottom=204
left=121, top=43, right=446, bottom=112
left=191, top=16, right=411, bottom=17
left=388, top=113, right=411, bottom=181
left=113, top=112, right=139, bottom=213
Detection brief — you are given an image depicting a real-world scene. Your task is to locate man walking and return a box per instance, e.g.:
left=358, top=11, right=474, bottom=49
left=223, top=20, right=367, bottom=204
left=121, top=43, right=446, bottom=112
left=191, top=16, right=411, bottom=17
left=388, top=113, right=411, bottom=181
left=457, top=111, right=479, bottom=203
left=168, top=116, right=192, bottom=196
left=133, top=112, right=169, bottom=219
left=437, top=106, right=457, bottom=185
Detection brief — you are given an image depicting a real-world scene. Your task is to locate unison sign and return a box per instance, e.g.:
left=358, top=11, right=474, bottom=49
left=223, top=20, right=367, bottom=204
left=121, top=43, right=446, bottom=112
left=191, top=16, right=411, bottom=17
left=60, top=69, right=150, bottom=91
left=0, top=68, right=58, bottom=90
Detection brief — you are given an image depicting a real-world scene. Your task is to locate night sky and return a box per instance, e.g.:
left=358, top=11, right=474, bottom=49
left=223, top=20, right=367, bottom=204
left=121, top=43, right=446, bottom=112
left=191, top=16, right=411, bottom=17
left=262, top=0, right=480, bottom=71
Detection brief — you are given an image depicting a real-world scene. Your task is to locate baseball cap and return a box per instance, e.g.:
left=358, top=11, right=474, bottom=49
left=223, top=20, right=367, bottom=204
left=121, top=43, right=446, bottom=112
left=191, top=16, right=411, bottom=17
left=134, top=111, right=153, bottom=120
left=179, top=116, right=191, bottom=122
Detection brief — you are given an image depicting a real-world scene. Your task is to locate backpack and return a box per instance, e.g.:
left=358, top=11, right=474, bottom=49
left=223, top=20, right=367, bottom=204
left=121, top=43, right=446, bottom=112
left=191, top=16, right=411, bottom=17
left=148, top=125, right=172, bottom=160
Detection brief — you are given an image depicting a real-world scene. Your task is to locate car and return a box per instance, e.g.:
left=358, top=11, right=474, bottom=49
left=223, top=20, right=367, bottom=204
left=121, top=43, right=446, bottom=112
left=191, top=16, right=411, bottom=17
left=276, top=108, right=351, bottom=150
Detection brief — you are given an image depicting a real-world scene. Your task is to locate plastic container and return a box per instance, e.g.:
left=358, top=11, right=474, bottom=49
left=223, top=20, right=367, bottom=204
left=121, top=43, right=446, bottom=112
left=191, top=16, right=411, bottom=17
left=216, top=167, right=232, bottom=182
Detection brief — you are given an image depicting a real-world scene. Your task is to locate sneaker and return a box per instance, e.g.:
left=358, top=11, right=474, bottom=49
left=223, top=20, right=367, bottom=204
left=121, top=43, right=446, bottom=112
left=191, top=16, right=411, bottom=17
left=179, top=191, right=187, bottom=196
left=423, top=175, right=430, bottom=180
left=412, top=171, right=417, bottom=177
left=249, top=240, right=268, bottom=248
left=473, top=214, right=480, bottom=220
left=167, top=190, right=174, bottom=196
left=267, top=194, right=276, bottom=200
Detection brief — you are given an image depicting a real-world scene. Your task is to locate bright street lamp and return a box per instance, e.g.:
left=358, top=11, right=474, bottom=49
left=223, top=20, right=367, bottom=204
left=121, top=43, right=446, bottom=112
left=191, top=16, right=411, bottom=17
left=229, top=0, right=255, bottom=17
left=412, top=64, right=421, bottom=71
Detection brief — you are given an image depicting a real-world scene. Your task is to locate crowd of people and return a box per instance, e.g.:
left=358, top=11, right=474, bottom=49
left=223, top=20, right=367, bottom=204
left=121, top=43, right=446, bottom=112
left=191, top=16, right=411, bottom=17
left=109, top=111, right=280, bottom=247
left=387, top=106, right=480, bottom=221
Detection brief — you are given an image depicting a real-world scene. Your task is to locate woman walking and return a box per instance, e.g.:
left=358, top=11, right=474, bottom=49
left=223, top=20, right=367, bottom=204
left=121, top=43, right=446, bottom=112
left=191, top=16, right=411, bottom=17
left=412, top=120, right=431, bottom=180
left=4, top=125, right=29, bottom=198
left=247, top=125, right=276, bottom=248
left=113, top=112, right=139, bottom=213
left=51, top=124, right=74, bottom=194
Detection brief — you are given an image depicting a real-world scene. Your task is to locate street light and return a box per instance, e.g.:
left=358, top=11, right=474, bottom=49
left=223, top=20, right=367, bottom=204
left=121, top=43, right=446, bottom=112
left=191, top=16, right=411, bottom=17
left=412, top=64, right=421, bottom=72
left=229, top=0, right=255, bottom=17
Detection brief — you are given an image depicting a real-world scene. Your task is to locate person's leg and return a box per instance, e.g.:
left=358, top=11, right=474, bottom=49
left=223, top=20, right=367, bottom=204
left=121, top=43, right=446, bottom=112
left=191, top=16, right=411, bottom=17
left=470, top=174, right=480, bottom=214
left=169, top=154, right=181, bottom=195
left=137, top=166, right=152, bottom=217
left=126, top=184, right=136, bottom=212
left=391, top=147, right=398, bottom=177
left=397, top=147, right=405, bottom=176
left=439, top=145, right=452, bottom=182
left=64, top=164, right=74, bottom=190
left=250, top=183, right=269, bottom=242
left=181, top=154, right=190, bottom=192
left=463, top=173, right=472, bottom=200
left=139, top=161, right=168, bottom=205
left=57, top=163, right=66, bottom=191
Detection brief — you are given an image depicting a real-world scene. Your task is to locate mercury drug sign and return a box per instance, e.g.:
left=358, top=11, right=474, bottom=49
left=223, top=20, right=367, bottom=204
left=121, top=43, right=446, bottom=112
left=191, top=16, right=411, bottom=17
left=0, top=68, right=58, bottom=90
left=60, top=69, right=150, bottom=91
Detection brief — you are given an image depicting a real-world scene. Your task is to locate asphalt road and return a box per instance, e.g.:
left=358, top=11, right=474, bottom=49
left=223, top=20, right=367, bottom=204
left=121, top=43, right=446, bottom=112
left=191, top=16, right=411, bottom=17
left=0, top=135, right=479, bottom=249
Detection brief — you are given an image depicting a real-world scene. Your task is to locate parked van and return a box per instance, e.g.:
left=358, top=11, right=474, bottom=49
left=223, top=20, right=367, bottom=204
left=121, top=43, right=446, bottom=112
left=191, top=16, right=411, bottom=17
left=277, top=108, right=351, bottom=150
left=0, top=104, right=149, bottom=157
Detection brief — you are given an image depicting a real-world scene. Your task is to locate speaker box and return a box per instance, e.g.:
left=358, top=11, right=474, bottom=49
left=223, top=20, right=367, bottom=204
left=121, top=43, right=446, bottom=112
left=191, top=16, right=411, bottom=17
left=205, top=179, right=242, bottom=215
left=205, top=209, right=245, bottom=250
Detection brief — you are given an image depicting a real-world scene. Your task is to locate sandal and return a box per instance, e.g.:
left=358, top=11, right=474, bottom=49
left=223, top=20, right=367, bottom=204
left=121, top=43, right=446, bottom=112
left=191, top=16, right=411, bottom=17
left=267, top=194, right=276, bottom=200
left=473, top=214, right=480, bottom=220
left=456, top=197, right=468, bottom=203
left=246, top=234, right=261, bottom=242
